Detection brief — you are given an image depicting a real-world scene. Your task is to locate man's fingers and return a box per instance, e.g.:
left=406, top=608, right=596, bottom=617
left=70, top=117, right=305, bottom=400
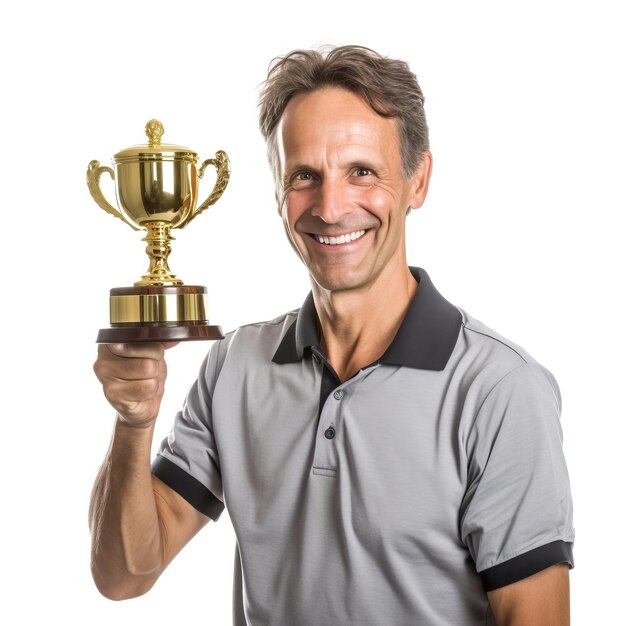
left=104, top=378, right=160, bottom=405
left=103, top=342, right=165, bottom=360
left=94, top=341, right=170, bottom=426
left=95, top=353, right=161, bottom=382
left=94, top=343, right=166, bottom=383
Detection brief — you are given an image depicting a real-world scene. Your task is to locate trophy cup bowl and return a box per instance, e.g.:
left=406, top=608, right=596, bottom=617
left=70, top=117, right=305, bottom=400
left=87, top=119, right=230, bottom=343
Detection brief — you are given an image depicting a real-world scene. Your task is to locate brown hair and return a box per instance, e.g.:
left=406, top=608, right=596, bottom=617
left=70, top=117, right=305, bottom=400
left=258, top=45, right=430, bottom=181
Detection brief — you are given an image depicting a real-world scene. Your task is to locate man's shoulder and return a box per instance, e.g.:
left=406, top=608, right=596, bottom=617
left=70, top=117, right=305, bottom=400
left=211, top=308, right=300, bottom=362
left=458, top=307, right=537, bottom=365
left=454, top=307, right=559, bottom=399
left=228, top=309, right=299, bottom=337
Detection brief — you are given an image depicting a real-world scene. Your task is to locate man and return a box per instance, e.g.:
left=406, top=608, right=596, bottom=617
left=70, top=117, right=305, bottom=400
left=91, top=46, right=574, bottom=625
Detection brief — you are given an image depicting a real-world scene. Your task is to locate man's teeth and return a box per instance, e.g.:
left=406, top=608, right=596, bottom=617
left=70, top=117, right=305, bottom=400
left=316, top=230, right=366, bottom=245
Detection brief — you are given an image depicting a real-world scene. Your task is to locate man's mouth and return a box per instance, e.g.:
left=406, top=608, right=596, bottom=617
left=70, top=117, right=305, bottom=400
left=313, top=230, right=367, bottom=245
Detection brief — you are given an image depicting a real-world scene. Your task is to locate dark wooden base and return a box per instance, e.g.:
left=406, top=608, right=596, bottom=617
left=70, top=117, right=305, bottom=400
left=96, top=323, right=224, bottom=344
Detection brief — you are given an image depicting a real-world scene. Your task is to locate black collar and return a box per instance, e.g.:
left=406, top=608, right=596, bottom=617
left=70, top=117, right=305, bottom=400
left=272, top=267, right=462, bottom=371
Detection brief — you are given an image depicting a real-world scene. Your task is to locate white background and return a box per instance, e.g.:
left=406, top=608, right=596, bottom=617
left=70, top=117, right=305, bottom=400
left=1, top=1, right=623, bottom=623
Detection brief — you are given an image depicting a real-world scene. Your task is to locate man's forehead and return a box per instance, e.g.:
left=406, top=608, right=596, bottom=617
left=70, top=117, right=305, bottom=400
left=276, top=87, right=401, bottom=164
left=280, top=87, right=383, bottom=130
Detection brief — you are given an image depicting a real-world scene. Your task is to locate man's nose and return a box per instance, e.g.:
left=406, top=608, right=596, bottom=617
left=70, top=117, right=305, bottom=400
left=311, top=177, right=352, bottom=224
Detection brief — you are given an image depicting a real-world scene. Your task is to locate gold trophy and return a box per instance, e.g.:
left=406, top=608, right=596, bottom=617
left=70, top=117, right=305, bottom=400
left=87, top=119, right=229, bottom=343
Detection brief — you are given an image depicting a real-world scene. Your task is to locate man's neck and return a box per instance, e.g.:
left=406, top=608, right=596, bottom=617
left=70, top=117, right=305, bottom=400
left=312, top=263, right=418, bottom=382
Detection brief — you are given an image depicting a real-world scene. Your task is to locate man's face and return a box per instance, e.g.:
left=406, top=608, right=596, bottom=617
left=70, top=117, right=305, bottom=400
left=275, top=87, right=431, bottom=294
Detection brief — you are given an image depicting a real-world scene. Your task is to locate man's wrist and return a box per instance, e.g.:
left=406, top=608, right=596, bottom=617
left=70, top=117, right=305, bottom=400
left=115, top=413, right=157, bottom=431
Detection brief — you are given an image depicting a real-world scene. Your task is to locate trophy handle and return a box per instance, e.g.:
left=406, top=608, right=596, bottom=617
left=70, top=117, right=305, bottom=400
left=86, top=160, right=139, bottom=231
left=180, top=150, right=231, bottom=228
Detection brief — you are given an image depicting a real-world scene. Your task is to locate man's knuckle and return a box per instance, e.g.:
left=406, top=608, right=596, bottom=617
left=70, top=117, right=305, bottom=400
left=93, top=360, right=103, bottom=379
left=132, top=378, right=158, bottom=399
left=147, top=378, right=160, bottom=394
left=139, top=359, right=157, bottom=378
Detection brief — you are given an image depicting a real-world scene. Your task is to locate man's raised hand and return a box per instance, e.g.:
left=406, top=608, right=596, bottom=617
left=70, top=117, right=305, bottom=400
left=93, top=343, right=174, bottom=428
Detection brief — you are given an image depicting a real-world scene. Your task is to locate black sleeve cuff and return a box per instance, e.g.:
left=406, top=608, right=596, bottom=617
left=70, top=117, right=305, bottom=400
left=152, top=455, right=225, bottom=521
left=480, top=540, right=574, bottom=591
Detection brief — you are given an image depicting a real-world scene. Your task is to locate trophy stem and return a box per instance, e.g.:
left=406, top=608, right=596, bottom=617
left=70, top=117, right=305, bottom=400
left=135, top=221, right=183, bottom=286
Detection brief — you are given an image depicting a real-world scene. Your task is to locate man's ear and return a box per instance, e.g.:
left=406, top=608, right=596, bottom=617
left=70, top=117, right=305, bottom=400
left=407, top=151, right=433, bottom=211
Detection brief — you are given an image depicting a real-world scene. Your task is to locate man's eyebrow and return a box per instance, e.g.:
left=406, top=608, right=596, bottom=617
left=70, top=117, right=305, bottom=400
left=346, top=159, right=379, bottom=170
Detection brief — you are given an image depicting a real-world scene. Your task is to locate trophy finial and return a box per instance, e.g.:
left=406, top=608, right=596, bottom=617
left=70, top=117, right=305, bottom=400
left=145, top=119, right=164, bottom=146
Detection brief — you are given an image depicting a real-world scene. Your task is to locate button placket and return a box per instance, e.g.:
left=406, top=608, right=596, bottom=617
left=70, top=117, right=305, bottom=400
left=322, top=388, right=343, bottom=441
left=326, top=385, right=345, bottom=431
left=313, top=385, right=344, bottom=477
left=312, top=368, right=373, bottom=478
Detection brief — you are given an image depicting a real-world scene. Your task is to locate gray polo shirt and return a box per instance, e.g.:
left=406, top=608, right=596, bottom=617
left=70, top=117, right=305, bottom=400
left=152, top=267, right=574, bottom=626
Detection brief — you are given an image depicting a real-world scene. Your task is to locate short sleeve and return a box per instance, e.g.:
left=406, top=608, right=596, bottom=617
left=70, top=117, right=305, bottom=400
left=460, top=362, right=574, bottom=591
left=152, top=340, right=226, bottom=521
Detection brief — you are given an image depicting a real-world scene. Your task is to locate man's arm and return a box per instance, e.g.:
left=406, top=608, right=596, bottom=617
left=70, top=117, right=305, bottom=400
left=487, top=563, right=570, bottom=626
left=90, top=343, right=209, bottom=600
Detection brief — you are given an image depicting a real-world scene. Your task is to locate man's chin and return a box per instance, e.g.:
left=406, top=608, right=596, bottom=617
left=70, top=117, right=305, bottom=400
left=308, top=266, right=370, bottom=293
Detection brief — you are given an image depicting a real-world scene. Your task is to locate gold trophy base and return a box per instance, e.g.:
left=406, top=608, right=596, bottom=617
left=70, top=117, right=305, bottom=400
left=96, top=285, right=224, bottom=343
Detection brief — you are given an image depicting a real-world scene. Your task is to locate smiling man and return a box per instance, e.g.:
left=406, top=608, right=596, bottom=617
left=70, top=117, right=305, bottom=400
left=274, top=85, right=428, bottom=382
left=91, top=46, right=574, bottom=625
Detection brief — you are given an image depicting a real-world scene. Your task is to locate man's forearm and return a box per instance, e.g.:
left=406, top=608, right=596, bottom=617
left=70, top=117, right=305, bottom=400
left=89, top=418, right=163, bottom=600
left=487, top=564, right=570, bottom=626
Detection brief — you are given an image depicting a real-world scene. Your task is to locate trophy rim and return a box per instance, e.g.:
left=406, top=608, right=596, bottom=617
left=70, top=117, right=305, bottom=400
left=113, top=146, right=198, bottom=163
left=110, top=285, right=207, bottom=296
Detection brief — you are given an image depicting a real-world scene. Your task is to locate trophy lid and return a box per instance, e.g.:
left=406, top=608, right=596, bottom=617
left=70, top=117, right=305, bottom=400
left=113, top=120, right=198, bottom=164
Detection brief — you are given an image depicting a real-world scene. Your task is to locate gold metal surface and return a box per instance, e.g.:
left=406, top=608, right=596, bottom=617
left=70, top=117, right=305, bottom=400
left=86, top=160, right=139, bottom=230
left=113, top=120, right=196, bottom=162
left=110, top=292, right=208, bottom=324
left=135, top=222, right=180, bottom=286
left=114, top=158, right=197, bottom=227
left=145, top=119, right=164, bottom=146
left=181, top=150, right=231, bottom=228
left=87, top=119, right=230, bottom=287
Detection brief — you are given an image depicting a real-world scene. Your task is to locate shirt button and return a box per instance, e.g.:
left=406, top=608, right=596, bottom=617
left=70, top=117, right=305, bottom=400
left=333, top=389, right=344, bottom=400
left=324, top=427, right=336, bottom=440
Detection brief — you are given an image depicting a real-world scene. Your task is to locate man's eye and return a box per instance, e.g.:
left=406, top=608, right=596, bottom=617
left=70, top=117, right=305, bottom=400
left=290, top=171, right=316, bottom=189
left=354, top=168, right=372, bottom=177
